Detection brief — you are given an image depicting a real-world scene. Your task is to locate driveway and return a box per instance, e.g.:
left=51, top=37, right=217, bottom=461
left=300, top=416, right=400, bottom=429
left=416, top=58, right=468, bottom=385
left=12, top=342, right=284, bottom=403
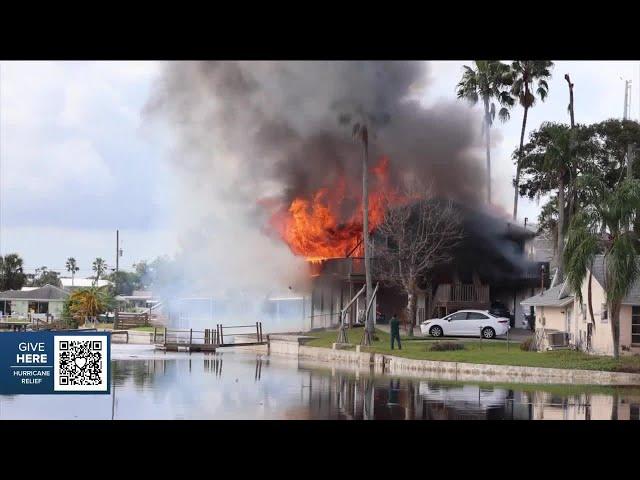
left=376, top=324, right=532, bottom=343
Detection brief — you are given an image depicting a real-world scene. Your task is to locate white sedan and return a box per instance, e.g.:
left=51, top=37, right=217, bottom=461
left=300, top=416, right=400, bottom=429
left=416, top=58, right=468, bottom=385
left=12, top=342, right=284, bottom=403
left=419, top=310, right=510, bottom=339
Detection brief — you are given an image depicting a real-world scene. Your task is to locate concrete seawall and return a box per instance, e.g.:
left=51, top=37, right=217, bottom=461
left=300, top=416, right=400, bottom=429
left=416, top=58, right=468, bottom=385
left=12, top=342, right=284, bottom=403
left=260, top=335, right=640, bottom=386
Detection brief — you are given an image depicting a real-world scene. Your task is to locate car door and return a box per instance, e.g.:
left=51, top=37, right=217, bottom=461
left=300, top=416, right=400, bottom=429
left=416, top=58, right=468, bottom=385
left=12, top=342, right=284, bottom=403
left=465, top=312, right=490, bottom=336
left=445, top=311, right=469, bottom=335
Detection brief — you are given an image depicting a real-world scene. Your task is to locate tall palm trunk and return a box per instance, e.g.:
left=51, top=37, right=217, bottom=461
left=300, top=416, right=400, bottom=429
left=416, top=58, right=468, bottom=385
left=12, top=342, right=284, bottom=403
left=610, top=301, right=621, bottom=359
left=557, top=173, right=565, bottom=283
left=483, top=97, right=491, bottom=204
left=513, top=105, right=529, bottom=220
left=362, top=128, right=374, bottom=346
left=559, top=74, right=574, bottom=284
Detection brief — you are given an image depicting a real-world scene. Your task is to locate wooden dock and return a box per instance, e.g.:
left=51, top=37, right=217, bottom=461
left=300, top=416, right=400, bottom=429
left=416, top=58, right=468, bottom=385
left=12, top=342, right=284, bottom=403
left=154, top=322, right=266, bottom=352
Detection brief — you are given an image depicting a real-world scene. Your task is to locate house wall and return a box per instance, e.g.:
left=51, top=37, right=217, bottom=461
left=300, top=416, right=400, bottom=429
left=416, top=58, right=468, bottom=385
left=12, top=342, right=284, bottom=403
left=578, top=274, right=612, bottom=355
left=48, top=301, right=64, bottom=317
left=534, top=305, right=566, bottom=332
left=568, top=274, right=640, bottom=356
left=11, top=300, right=28, bottom=315
left=619, top=305, right=640, bottom=355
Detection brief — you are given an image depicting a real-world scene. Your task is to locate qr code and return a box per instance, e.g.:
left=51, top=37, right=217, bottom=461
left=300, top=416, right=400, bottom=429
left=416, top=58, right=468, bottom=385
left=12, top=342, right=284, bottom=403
left=54, top=335, right=108, bottom=392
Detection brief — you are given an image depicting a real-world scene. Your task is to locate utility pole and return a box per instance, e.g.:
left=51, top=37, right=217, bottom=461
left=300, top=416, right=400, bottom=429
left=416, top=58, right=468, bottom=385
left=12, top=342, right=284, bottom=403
left=116, top=230, right=119, bottom=273
left=623, top=79, right=632, bottom=120
left=115, top=229, right=122, bottom=294
left=622, top=79, right=636, bottom=180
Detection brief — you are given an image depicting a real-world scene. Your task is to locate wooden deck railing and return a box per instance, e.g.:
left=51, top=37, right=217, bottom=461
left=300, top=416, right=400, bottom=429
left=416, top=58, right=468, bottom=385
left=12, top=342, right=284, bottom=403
left=434, top=284, right=490, bottom=303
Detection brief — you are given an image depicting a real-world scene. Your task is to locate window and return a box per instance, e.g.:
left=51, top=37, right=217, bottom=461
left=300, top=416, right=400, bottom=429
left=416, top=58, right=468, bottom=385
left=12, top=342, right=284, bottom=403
left=447, top=312, right=468, bottom=321
left=27, top=301, right=48, bottom=314
left=467, top=312, right=489, bottom=320
left=582, top=304, right=587, bottom=323
left=631, top=404, right=640, bottom=421
left=632, top=306, right=640, bottom=345
left=601, top=304, right=608, bottom=323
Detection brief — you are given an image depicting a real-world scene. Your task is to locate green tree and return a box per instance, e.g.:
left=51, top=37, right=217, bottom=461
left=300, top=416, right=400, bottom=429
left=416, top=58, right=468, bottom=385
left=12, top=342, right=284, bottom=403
left=92, top=257, right=107, bottom=285
left=105, top=270, right=141, bottom=296
left=456, top=60, right=514, bottom=204
left=133, top=260, right=152, bottom=289
left=511, top=60, right=554, bottom=220
left=0, top=253, right=27, bottom=291
left=65, top=257, right=80, bottom=287
left=32, top=266, right=62, bottom=288
left=564, top=176, right=640, bottom=358
left=67, top=286, right=113, bottom=326
left=518, top=122, right=599, bottom=282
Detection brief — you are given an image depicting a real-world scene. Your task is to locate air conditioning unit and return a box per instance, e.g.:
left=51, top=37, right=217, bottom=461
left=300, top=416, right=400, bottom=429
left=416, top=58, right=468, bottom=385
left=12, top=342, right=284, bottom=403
left=547, top=331, right=568, bottom=347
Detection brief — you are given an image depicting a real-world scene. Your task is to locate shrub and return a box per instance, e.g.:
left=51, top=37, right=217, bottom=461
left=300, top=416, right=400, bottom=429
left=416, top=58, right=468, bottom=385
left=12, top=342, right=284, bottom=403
left=429, top=342, right=465, bottom=352
left=520, top=338, right=537, bottom=351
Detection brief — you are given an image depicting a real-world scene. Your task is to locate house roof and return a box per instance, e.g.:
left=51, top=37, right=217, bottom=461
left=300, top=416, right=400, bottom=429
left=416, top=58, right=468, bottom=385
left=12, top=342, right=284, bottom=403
left=0, top=284, right=69, bottom=301
left=520, top=282, right=574, bottom=308
left=60, top=278, right=112, bottom=288
left=522, top=255, right=640, bottom=308
left=589, top=255, right=640, bottom=305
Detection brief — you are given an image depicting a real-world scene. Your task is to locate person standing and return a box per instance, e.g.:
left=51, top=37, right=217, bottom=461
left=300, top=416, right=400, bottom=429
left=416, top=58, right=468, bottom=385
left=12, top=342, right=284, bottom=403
left=390, top=313, right=401, bottom=350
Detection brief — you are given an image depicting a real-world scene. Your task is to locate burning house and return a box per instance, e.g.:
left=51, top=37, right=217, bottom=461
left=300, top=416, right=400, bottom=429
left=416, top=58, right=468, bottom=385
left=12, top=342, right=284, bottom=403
left=303, top=201, right=550, bottom=331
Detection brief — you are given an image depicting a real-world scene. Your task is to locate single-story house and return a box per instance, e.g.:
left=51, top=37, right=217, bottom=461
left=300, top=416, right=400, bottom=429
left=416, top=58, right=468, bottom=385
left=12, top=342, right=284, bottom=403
left=521, top=255, right=640, bottom=356
left=0, top=284, right=69, bottom=320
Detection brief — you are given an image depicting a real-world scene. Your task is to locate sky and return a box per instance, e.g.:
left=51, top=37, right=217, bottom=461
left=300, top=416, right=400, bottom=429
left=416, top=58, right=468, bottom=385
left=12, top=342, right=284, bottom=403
left=0, top=60, right=638, bottom=277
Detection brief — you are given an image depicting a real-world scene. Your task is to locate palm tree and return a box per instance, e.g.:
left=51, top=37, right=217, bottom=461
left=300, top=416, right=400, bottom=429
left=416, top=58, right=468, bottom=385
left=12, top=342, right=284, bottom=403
left=0, top=253, right=26, bottom=291
left=68, top=286, right=111, bottom=326
left=337, top=107, right=390, bottom=346
left=564, top=175, right=640, bottom=358
left=456, top=61, right=514, bottom=204
left=511, top=60, right=554, bottom=220
left=65, top=257, right=80, bottom=286
left=92, top=257, right=107, bottom=286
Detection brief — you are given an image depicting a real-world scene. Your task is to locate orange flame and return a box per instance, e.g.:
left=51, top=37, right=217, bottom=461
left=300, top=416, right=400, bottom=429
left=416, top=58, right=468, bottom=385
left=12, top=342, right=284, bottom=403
left=267, top=156, right=407, bottom=261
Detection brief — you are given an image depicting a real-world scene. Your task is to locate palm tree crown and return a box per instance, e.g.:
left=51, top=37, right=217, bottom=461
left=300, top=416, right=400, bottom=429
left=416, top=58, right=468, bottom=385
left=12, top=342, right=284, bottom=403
left=456, top=60, right=514, bottom=125
left=456, top=60, right=514, bottom=204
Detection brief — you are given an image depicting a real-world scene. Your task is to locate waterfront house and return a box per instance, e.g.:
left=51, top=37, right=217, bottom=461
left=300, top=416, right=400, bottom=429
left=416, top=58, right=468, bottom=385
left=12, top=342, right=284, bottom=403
left=0, top=284, right=69, bottom=320
left=521, top=255, right=640, bottom=356
left=309, top=201, right=550, bottom=330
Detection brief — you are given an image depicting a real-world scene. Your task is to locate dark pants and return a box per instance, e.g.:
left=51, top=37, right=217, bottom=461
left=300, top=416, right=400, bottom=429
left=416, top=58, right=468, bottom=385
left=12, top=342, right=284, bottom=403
left=391, top=332, right=401, bottom=350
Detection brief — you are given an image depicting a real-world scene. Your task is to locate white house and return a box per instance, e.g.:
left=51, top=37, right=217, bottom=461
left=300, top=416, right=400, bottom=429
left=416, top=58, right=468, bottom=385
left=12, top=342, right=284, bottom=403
left=521, top=255, right=640, bottom=356
left=0, top=284, right=69, bottom=320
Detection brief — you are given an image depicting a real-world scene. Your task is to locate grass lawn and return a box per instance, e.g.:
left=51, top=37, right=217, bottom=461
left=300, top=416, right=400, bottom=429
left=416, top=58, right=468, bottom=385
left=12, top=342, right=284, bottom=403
left=304, top=328, right=640, bottom=373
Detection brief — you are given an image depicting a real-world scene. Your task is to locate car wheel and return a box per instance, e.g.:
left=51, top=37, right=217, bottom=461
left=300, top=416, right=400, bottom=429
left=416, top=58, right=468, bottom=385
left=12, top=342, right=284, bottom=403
left=430, top=325, right=443, bottom=337
left=482, top=327, right=496, bottom=339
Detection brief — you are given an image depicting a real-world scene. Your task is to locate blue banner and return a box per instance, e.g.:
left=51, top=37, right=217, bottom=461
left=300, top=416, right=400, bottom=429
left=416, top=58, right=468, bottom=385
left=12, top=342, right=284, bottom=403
left=0, top=331, right=110, bottom=394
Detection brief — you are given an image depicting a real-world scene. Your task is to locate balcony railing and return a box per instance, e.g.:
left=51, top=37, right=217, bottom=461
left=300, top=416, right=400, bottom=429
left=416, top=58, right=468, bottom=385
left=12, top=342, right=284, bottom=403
left=434, top=284, right=490, bottom=304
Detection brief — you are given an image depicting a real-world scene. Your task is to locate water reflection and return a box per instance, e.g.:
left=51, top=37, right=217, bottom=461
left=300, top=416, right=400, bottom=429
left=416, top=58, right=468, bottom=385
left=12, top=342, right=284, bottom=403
left=1, top=351, right=640, bottom=420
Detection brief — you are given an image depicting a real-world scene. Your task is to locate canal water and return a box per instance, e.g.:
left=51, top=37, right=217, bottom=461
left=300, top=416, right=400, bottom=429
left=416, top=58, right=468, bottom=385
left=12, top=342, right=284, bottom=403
left=1, top=345, right=639, bottom=420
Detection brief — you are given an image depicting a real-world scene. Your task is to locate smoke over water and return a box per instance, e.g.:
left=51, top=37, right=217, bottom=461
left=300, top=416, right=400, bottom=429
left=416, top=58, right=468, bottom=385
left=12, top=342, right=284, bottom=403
left=144, top=61, right=486, bottom=330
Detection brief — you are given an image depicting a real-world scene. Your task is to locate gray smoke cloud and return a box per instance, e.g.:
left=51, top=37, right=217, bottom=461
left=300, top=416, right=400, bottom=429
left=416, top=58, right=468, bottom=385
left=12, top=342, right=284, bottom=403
left=143, top=61, right=486, bottom=328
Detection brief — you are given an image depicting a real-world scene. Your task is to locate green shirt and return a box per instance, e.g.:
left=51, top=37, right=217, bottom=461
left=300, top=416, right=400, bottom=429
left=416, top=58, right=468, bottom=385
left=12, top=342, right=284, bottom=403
left=390, top=317, right=400, bottom=334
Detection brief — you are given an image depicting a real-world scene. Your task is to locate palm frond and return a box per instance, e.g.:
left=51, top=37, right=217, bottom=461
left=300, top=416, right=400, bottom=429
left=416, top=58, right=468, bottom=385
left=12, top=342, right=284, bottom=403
left=606, top=233, right=640, bottom=304
left=564, top=213, right=600, bottom=305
